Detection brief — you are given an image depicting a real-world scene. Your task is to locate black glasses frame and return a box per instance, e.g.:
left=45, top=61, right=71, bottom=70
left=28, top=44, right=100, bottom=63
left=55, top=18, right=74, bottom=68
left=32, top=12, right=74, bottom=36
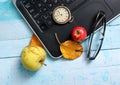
left=87, top=10, right=106, bottom=60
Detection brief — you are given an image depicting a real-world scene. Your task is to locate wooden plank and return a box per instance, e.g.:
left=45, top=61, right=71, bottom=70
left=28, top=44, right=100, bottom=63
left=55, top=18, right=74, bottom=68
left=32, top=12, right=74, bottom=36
left=0, top=0, right=22, bottom=21
left=0, top=38, right=31, bottom=58
left=0, top=57, right=120, bottom=85
left=0, top=20, right=32, bottom=41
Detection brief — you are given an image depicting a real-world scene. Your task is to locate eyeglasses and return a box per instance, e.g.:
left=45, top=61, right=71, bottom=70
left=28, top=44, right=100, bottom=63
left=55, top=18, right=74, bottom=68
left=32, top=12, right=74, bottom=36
left=87, top=10, right=106, bottom=60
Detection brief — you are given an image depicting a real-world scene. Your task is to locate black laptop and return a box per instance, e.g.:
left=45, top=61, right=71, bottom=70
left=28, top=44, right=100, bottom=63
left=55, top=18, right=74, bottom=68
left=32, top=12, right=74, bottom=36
left=13, top=0, right=120, bottom=58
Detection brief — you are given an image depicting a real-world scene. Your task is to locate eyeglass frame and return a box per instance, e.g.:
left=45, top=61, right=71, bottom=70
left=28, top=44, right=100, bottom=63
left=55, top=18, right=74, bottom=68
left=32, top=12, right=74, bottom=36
left=87, top=10, right=106, bottom=60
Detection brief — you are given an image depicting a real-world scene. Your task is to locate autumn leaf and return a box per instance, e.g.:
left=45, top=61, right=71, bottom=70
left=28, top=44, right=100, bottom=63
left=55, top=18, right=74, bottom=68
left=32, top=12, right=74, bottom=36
left=30, top=34, right=43, bottom=47
left=55, top=33, right=83, bottom=60
left=60, top=40, right=83, bottom=60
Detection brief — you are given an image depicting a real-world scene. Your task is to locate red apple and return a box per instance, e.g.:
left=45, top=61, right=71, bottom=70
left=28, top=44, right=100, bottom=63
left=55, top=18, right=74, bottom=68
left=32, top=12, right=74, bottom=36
left=71, top=26, right=87, bottom=42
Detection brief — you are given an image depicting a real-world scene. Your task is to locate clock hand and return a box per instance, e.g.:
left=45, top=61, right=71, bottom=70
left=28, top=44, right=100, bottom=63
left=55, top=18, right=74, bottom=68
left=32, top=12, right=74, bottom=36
left=58, top=11, right=60, bottom=15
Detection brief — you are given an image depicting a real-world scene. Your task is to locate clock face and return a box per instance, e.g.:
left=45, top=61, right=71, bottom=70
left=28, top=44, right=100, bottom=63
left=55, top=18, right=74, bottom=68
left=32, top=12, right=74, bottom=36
left=53, top=6, right=71, bottom=24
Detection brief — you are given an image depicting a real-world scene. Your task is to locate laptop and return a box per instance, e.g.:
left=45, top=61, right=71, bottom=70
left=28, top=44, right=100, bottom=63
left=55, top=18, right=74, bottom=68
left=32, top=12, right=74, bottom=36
left=13, top=0, right=120, bottom=58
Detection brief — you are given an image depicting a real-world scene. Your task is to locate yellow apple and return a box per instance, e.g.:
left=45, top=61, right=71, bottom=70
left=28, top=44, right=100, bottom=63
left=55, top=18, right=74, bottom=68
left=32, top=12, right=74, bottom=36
left=21, top=46, right=46, bottom=71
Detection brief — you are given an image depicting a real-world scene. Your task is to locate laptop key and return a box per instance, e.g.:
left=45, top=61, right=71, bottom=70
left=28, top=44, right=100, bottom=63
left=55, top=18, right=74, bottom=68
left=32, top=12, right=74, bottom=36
left=54, top=0, right=58, bottom=4
left=30, top=0, right=35, bottom=4
left=35, top=17, right=42, bottom=25
left=42, top=0, right=48, bottom=3
left=47, top=3, right=53, bottom=8
left=42, top=7, right=48, bottom=12
left=41, top=14, right=49, bottom=20
left=36, top=20, right=41, bottom=25
left=33, top=13, right=40, bottom=19
left=40, top=24, right=48, bottom=30
left=37, top=3, right=42, bottom=8
left=22, top=0, right=28, bottom=5
left=47, top=20, right=54, bottom=26
left=65, top=0, right=71, bottom=4
left=29, top=8, right=35, bottom=14
left=24, top=2, right=31, bottom=9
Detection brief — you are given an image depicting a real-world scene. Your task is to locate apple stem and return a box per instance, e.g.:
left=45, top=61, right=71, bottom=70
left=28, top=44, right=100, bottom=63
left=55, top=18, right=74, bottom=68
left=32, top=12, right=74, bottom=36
left=43, top=63, right=47, bottom=66
left=75, top=50, right=82, bottom=52
left=40, top=61, right=47, bottom=66
left=76, top=30, right=80, bottom=35
left=39, top=60, right=47, bottom=66
left=55, top=33, right=61, bottom=45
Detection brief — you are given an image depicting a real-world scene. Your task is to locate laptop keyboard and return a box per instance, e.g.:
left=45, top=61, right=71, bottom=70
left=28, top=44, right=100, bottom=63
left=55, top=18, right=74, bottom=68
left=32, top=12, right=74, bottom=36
left=21, top=0, right=76, bottom=32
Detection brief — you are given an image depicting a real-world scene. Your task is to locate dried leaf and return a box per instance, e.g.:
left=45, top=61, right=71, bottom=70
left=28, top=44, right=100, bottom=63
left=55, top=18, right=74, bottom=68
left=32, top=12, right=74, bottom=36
left=30, top=34, right=43, bottom=47
left=60, top=40, right=83, bottom=60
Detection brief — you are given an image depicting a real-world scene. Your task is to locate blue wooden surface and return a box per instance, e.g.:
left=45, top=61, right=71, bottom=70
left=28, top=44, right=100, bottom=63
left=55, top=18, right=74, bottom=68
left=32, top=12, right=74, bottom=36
left=0, top=0, right=120, bottom=85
